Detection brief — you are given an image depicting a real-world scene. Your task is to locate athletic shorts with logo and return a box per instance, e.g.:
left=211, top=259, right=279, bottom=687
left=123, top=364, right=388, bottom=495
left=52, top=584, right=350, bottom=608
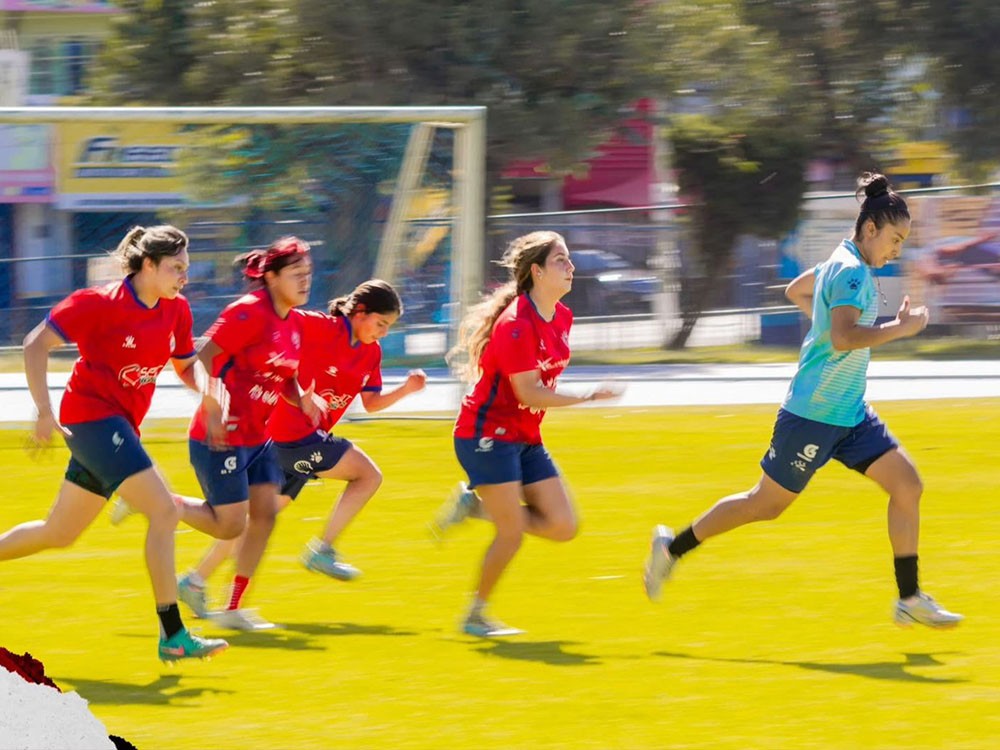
left=454, top=436, right=559, bottom=489
left=760, top=405, right=898, bottom=493
left=273, top=430, right=353, bottom=500
left=189, top=439, right=283, bottom=506
left=63, top=415, right=153, bottom=498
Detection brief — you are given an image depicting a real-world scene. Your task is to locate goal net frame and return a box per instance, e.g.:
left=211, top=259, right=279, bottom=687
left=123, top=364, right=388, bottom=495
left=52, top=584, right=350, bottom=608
left=0, top=105, right=487, bottom=352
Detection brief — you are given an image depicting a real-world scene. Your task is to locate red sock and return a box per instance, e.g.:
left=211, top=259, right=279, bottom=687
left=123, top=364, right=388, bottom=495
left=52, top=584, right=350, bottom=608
left=227, top=575, right=250, bottom=610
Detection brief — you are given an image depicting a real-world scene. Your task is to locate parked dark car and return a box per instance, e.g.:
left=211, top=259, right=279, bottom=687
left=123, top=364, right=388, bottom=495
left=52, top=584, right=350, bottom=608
left=563, top=248, right=661, bottom=316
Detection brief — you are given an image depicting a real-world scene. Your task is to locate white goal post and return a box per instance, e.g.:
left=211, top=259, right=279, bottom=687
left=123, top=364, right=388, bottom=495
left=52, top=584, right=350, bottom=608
left=0, top=105, right=486, bottom=354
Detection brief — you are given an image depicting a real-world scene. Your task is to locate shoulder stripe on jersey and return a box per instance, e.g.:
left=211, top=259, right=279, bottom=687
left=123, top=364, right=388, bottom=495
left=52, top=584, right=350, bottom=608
left=217, top=357, right=235, bottom=381
left=45, top=314, right=71, bottom=344
left=473, top=372, right=502, bottom=440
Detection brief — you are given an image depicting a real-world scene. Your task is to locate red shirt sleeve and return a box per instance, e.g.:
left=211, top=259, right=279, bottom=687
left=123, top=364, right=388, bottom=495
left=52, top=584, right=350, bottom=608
left=46, top=289, right=102, bottom=345
left=491, top=315, right=538, bottom=378
left=204, top=299, right=265, bottom=364
left=171, top=298, right=196, bottom=359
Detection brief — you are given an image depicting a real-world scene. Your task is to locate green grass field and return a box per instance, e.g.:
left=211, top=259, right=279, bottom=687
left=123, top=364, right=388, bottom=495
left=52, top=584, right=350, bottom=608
left=2, top=401, right=998, bottom=749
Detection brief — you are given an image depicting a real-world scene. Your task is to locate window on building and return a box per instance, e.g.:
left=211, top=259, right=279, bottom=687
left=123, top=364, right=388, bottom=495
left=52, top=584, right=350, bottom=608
left=28, top=38, right=100, bottom=96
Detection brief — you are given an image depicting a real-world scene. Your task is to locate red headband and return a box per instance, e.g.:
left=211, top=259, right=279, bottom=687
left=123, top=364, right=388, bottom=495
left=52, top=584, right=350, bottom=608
left=244, top=237, right=310, bottom=279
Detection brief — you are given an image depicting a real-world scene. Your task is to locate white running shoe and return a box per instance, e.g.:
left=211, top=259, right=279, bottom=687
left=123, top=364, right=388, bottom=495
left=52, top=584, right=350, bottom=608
left=109, top=497, right=137, bottom=526
left=894, top=591, right=963, bottom=629
left=210, top=608, right=279, bottom=632
left=462, top=611, right=524, bottom=638
left=429, top=482, right=482, bottom=540
left=643, top=524, right=676, bottom=602
left=178, top=574, right=210, bottom=619
left=301, top=540, right=362, bottom=581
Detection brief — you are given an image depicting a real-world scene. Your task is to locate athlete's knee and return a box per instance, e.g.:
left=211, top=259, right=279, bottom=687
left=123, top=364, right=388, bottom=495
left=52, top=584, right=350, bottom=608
left=216, top=514, right=247, bottom=539
left=354, top=464, right=382, bottom=495
left=143, top=497, right=181, bottom=529
left=493, top=513, right=526, bottom=543
left=547, top=512, right=579, bottom=542
left=44, top=522, right=82, bottom=549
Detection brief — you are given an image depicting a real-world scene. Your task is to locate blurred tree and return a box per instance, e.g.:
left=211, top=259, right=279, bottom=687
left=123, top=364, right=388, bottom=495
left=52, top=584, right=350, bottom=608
left=904, top=1, right=1000, bottom=173
left=741, top=0, right=911, bottom=183
left=644, top=1, right=813, bottom=348
left=667, top=117, right=809, bottom=348
left=89, top=0, right=654, bottom=178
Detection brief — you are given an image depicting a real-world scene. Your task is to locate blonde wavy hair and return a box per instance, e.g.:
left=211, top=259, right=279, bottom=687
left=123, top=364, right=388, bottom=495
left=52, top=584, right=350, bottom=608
left=448, top=230, right=563, bottom=382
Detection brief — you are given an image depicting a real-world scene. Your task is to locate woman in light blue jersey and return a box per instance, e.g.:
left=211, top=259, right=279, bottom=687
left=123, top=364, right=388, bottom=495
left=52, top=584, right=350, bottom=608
left=642, top=172, right=962, bottom=629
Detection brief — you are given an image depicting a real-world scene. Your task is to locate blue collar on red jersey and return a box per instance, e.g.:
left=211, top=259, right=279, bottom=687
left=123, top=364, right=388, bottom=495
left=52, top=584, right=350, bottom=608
left=123, top=274, right=158, bottom=310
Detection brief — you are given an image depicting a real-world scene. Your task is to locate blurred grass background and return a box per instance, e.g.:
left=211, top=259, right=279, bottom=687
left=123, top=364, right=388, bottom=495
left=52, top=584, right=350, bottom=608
left=1, top=401, right=998, bottom=749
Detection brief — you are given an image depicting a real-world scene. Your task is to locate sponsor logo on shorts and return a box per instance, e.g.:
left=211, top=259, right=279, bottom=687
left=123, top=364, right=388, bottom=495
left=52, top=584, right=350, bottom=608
left=293, top=460, right=313, bottom=474
left=475, top=437, right=494, bottom=453
left=790, top=443, right=819, bottom=473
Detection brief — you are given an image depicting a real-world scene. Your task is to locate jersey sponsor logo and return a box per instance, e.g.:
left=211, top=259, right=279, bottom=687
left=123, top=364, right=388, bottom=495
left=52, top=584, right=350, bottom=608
left=248, top=384, right=280, bottom=406
left=122, top=335, right=137, bottom=349
left=475, top=437, right=494, bottom=453
left=264, top=351, right=300, bottom=373
left=536, top=356, right=570, bottom=372
left=320, top=390, right=353, bottom=411
left=119, top=363, right=164, bottom=388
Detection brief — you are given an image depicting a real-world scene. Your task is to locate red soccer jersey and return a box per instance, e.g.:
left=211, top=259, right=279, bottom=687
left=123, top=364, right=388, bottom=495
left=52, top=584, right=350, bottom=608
left=189, top=288, right=302, bottom=446
left=268, top=311, right=383, bottom=443
left=46, top=277, right=196, bottom=434
left=454, top=294, right=572, bottom=445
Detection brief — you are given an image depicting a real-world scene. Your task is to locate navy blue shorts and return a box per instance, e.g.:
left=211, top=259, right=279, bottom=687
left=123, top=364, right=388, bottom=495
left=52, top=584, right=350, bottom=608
left=760, top=406, right=899, bottom=493
left=274, top=430, right=353, bottom=500
left=454, top=437, right=559, bottom=489
left=188, top=439, right=283, bottom=506
left=63, top=416, right=153, bottom=499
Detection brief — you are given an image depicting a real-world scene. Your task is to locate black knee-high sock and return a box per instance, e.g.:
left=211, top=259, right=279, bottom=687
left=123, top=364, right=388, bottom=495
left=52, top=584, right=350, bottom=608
left=157, top=603, right=184, bottom=640
left=668, top=526, right=701, bottom=559
left=894, top=555, right=919, bottom=599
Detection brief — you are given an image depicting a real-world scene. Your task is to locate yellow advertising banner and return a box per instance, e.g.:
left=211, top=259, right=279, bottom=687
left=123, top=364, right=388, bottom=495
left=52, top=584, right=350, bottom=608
left=56, top=121, right=194, bottom=210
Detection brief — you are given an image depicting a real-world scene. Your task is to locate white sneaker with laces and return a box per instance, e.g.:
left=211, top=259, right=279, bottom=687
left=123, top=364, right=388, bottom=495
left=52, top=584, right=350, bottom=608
left=210, top=608, right=279, bottom=632
left=894, top=591, right=963, bottom=629
left=109, top=497, right=137, bottom=526
left=429, top=482, right=481, bottom=541
left=643, top=524, right=676, bottom=601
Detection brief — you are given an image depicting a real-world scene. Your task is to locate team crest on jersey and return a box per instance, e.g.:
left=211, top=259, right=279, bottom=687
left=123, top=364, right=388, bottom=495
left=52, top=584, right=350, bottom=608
left=325, top=366, right=339, bottom=378
left=848, top=276, right=861, bottom=290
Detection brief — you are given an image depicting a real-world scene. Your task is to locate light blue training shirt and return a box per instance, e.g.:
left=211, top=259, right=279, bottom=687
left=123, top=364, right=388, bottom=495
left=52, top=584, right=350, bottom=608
left=782, top=239, right=879, bottom=427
